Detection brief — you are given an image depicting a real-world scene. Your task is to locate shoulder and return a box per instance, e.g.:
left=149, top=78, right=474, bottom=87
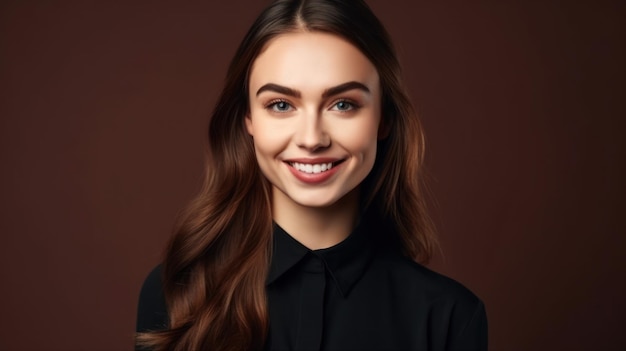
left=373, top=250, right=488, bottom=348
left=136, top=264, right=169, bottom=332
left=376, top=249, right=478, bottom=302
left=139, top=264, right=164, bottom=298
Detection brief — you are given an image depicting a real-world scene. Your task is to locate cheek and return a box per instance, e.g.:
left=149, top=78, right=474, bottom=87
left=249, top=118, right=289, bottom=157
left=335, top=118, right=380, bottom=156
left=245, top=116, right=253, bottom=136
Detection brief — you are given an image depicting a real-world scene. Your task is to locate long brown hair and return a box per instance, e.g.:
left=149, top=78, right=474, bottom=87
left=137, top=0, right=436, bottom=350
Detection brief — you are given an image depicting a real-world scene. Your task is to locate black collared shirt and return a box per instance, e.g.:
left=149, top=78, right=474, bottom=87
left=137, top=219, right=488, bottom=350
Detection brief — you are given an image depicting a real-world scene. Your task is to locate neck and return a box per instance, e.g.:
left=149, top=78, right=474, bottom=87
left=272, top=189, right=360, bottom=250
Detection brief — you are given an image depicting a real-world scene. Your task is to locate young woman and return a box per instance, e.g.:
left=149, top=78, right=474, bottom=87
left=136, top=0, right=487, bottom=350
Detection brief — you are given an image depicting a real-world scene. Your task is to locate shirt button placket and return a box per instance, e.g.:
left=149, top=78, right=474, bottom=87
left=295, top=255, right=326, bottom=351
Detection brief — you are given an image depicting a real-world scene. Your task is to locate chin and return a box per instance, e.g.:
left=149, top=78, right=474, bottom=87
left=290, top=193, right=344, bottom=209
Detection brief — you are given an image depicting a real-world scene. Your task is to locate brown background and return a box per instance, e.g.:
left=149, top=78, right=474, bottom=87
left=1, top=0, right=624, bottom=350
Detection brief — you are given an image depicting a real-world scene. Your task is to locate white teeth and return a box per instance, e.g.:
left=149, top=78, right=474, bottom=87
left=291, top=162, right=334, bottom=174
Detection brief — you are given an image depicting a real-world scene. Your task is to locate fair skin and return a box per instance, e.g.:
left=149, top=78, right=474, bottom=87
left=246, top=31, right=382, bottom=249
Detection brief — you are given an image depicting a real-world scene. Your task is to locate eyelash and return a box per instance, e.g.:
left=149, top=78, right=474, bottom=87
left=330, top=99, right=360, bottom=112
left=264, top=99, right=360, bottom=113
left=265, top=99, right=293, bottom=112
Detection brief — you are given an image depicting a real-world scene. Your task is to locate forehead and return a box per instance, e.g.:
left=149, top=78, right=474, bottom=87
left=249, top=31, right=379, bottom=94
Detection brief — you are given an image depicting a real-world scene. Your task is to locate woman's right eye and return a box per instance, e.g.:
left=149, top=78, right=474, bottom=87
left=266, top=100, right=294, bottom=112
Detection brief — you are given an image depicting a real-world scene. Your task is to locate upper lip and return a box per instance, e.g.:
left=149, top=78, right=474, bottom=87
left=283, top=157, right=344, bottom=164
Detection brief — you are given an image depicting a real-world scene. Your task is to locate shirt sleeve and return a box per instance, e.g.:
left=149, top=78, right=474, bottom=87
left=448, top=299, right=488, bottom=351
left=136, top=264, right=169, bottom=333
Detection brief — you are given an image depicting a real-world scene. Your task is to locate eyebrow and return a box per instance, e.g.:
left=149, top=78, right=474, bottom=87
left=255, top=81, right=371, bottom=98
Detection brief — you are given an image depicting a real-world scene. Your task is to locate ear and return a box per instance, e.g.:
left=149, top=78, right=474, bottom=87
left=377, top=117, right=391, bottom=140
left=245, top=113, right=254, bottom=136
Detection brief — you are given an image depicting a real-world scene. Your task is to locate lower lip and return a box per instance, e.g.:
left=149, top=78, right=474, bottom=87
left=286, top=162, right=342, bottom=184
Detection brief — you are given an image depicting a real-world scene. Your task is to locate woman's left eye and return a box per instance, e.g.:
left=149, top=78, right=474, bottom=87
left=331, top=100, right=357, bottom=111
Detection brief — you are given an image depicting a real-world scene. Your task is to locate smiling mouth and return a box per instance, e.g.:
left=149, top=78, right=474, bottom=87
left=287, top=160, right=345, bottom=174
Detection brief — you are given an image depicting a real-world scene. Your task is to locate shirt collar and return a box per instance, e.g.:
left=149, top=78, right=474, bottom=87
left=266, top=214, right=376, bottom=297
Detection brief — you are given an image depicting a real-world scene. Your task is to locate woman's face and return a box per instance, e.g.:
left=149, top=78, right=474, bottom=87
left=246, top=31, right=381, bottom=209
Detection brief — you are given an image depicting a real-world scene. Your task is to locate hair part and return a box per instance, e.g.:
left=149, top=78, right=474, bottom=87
left=137, top=0, right=436, bottom=349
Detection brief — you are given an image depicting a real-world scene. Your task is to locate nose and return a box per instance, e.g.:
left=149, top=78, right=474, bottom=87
left=294, top=110, right=330, bottom=151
